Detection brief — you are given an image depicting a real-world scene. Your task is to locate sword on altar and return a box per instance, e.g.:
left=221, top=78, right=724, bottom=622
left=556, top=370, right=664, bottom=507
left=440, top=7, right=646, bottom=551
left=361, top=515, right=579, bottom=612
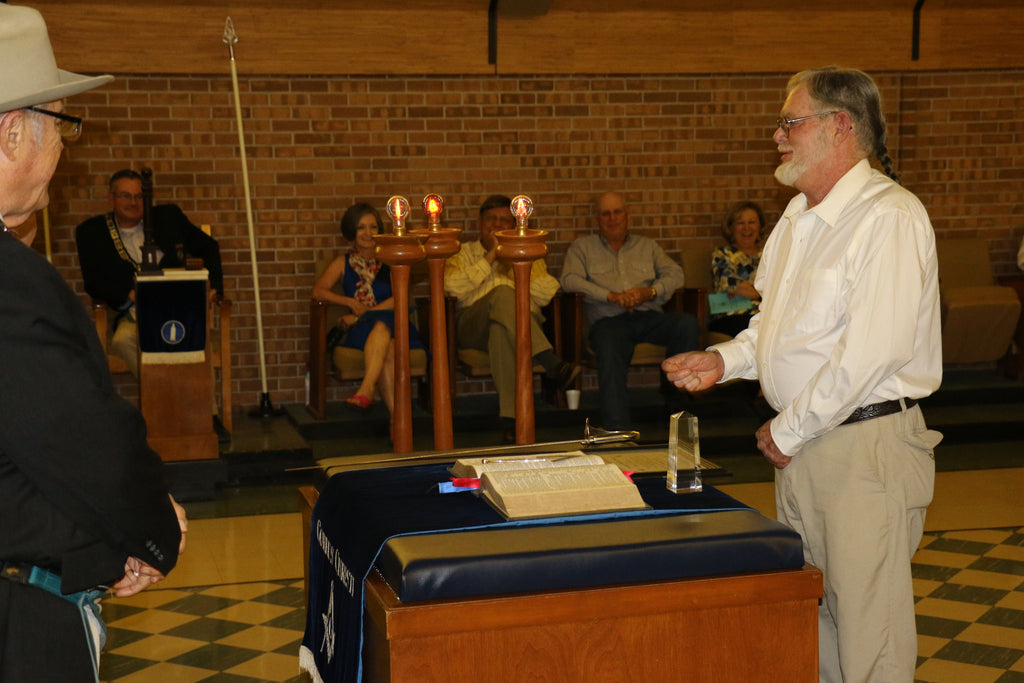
left=290, top=419, right=641, bottom=470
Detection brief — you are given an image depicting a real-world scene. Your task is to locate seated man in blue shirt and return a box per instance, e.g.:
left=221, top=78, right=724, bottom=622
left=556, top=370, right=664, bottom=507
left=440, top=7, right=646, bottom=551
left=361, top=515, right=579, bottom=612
left=560, top=191, right=700, bottom=429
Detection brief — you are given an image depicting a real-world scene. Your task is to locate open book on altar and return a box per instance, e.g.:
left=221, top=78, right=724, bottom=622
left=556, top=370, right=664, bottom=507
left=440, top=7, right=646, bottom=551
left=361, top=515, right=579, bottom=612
left=474, top=459, right=647, bottom=520
left=450, top=451, right=598, bottom=478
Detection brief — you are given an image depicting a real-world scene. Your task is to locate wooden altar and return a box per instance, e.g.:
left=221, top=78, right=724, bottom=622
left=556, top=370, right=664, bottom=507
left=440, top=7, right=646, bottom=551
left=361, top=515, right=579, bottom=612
left=362, top=563, right=822, bottom=682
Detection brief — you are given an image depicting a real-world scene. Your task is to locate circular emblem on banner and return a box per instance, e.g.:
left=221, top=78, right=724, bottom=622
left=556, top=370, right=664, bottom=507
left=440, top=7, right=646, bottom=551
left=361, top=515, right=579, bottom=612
left=161, top=320, right=187, bottom=345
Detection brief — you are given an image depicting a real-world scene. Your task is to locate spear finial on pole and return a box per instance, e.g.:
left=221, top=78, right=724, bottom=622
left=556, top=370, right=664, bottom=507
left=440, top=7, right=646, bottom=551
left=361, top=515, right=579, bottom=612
left=222, top=16, right=282, bottom=418
left=222, top=16, right=237, bottom=55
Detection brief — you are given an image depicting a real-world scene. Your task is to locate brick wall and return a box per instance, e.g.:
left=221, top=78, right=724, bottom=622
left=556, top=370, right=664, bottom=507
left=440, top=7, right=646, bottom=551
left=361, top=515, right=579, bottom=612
left=43, top=69, right=1024, bottom=411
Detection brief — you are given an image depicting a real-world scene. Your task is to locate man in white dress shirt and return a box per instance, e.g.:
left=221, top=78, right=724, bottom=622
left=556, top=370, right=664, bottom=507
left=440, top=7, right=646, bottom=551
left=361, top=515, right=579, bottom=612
left=664, top=67, right=943, bottom=682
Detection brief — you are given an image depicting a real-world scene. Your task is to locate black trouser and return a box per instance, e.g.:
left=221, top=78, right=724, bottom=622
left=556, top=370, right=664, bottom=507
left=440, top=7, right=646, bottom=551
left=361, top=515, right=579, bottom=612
left=0, top=579, right=94, bottom=681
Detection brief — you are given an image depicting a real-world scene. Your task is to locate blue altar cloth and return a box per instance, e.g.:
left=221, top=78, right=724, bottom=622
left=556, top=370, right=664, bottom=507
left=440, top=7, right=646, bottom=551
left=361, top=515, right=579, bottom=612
left=299, top=463, right=794, bottom=683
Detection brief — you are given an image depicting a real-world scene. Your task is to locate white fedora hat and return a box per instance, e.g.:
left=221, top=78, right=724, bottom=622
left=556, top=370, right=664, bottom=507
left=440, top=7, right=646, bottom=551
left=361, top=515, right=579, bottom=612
left=0, top=4, right=112, bottom=113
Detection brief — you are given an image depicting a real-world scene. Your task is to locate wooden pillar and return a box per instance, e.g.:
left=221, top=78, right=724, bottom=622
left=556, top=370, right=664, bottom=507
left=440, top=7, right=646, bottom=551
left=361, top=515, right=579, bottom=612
left=375, top=197, right=426, bottom=453
left=411, top=195, right=460, bottom=450
left=494, top=196, right=546, bottom=445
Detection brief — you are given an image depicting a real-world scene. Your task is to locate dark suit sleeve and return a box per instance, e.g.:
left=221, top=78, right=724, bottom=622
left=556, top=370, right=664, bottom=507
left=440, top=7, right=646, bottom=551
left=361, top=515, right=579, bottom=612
left=0, top=238, right=180, bottom=591
left=75, top=214, right=136, bottom=310
left=154, top=205, right=224, bottom=295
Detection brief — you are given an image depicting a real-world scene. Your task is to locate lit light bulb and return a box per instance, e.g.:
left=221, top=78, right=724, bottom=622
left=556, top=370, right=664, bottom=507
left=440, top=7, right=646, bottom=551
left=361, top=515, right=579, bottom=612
left=422, top=194, right=445, bottom=230
left=510, top=195, right=533, bottom=234
left=386, top=195, right=410, bottom=235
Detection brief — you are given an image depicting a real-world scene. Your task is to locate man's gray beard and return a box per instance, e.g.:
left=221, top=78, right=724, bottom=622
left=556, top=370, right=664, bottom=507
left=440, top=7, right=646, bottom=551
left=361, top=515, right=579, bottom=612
left=774, top=160, right=802, bottom=187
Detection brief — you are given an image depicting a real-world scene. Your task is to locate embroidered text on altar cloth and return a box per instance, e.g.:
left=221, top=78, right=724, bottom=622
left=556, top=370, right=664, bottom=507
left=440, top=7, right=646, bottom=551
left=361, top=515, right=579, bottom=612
left=317, top=520, right=357, bottom=597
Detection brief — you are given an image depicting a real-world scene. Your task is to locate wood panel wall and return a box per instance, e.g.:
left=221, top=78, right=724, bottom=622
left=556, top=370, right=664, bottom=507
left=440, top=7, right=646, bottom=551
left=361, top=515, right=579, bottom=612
left=497, top=4, right=916, bottom=75
left=917, top=0, right=1024, bottom=71
left=497, top=1, right=1024, bottom=74
left=22, top=0, right=491, bottom=75
left=23, top=0, right=1024, bottom=76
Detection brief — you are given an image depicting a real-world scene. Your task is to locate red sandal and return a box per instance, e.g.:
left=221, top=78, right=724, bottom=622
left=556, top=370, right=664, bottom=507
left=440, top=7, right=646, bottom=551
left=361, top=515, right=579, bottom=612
left=344, top=394, right=373, bottom=412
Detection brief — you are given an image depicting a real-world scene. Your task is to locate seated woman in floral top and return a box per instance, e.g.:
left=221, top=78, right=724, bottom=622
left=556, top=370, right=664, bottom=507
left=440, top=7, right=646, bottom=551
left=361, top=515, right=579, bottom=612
left=709, top=201, right=768, bottom=338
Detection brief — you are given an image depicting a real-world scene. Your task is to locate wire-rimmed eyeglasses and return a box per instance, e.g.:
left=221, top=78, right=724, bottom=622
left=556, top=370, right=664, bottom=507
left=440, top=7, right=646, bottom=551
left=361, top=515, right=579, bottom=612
left=775, top=110, right=838, bottom=136
left=25, top=105, right=83, bottom=141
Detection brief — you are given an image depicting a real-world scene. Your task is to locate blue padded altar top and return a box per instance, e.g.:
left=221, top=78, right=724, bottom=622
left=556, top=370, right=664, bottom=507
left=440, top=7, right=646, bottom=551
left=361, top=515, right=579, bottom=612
left=379, top=506, right=803, bottom=602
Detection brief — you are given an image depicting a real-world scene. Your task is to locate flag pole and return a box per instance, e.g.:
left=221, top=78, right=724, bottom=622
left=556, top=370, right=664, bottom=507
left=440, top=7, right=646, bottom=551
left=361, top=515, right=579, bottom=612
left=223, top=17, right=283, bottom=417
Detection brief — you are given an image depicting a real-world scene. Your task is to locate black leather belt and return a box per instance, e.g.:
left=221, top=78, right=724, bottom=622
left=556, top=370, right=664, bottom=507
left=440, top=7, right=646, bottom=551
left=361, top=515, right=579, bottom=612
left=842, top=398, right=917, bottom=425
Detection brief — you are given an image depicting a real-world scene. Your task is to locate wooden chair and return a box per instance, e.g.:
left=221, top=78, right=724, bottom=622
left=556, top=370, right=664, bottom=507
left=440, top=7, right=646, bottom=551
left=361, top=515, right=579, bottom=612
left=92, top=292, right=233, bottom=432
left=93, top=303, right=132, bottom=375
left=444, top=292, right=567, bottom=408
left=936, top=238, right=1021, bottom=364
left=208, top=296, right=232, bottom=432
left=997, top=273, right=1024, bottom=380
left=677, top=240, right=733, bottom=348
left=305, top=296, right=429, bottom=420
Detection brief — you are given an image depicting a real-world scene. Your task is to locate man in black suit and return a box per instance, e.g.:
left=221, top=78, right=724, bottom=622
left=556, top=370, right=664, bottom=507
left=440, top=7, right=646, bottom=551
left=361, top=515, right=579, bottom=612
left=76, top=168, right=223, bottom=376
left=0, top=6, right=186, bottom=680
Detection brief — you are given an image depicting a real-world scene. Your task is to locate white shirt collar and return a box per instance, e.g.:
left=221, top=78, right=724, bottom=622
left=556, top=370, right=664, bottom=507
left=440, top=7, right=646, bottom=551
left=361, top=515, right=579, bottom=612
left=807, top=158, right=874, bottom=228
left=781, top=158, right=874, bottom=229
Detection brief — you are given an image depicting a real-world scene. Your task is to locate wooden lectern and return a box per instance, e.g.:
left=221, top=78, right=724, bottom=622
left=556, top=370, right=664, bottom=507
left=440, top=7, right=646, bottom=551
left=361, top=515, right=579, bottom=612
left=137, top=269, right=219, bottom=462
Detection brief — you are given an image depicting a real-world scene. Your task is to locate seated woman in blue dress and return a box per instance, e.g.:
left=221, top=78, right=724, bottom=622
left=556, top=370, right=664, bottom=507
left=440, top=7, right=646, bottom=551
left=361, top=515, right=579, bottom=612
left=312, top=203, right=425, bottom=414
left=709, top=201, right=767, bottom=338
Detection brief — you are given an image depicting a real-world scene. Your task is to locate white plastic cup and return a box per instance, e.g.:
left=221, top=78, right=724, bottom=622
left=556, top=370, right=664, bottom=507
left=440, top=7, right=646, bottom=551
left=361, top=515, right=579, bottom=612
left=565, top=389, right=581, bottom=410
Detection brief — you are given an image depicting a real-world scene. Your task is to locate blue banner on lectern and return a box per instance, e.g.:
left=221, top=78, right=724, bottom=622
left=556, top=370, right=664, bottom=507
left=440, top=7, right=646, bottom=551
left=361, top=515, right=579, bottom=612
left=136, top=270, right=208, bottom=364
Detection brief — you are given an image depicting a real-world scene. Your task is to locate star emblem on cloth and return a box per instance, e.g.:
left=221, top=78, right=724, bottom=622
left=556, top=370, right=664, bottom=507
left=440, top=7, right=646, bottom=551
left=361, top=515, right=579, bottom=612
left=320, top=580, right=336, bottom=662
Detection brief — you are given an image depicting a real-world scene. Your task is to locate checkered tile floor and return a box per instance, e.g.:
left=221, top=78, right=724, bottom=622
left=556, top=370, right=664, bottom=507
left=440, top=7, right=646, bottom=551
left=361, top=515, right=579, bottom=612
left=99, top=579, right=310, bottom=683
left=913, top=527, right=1024, bottom=683
left=97, top=528, right=1022, bottom=683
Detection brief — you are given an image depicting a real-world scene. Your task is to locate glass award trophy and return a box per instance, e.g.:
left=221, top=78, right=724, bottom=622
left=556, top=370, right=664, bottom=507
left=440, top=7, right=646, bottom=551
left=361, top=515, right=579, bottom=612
left=667, top=410, right=702, bottom=493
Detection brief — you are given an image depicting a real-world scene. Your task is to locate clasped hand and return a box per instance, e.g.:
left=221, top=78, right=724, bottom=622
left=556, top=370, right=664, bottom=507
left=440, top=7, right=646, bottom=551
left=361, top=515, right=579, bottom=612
left=110, top=494, right=188, bottom=597
left=733, top=280, right=759, bottom=301
left=608, top=287, right=653, bottom=310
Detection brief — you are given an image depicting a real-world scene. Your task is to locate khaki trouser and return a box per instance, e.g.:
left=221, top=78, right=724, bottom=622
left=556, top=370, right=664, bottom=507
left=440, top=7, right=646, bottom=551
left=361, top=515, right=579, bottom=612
left=456, top=286, right=551, bottom=419
left=111, top=316, right=139, bottom=377
left=775, top=404, right=940, bottom=683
